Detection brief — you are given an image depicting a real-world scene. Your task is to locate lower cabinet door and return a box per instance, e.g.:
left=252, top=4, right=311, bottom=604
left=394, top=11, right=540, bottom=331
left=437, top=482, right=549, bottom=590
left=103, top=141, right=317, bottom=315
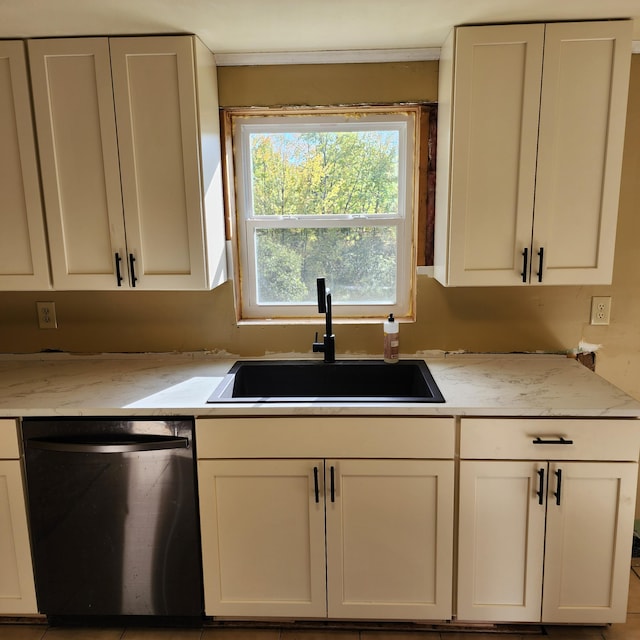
left=542, top=461, right=638, bottom=624
left=457, top=460, right=546, bottom=622
left=0, top=460, right=38, bottom=614
left=198, top=459, right=327, bottom=617
left=325, top=459, right=454, bottom=620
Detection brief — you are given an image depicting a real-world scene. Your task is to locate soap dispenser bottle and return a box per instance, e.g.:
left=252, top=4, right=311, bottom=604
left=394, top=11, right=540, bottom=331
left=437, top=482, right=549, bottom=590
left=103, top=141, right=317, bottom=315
left=383, top=313, right=399, bottom=363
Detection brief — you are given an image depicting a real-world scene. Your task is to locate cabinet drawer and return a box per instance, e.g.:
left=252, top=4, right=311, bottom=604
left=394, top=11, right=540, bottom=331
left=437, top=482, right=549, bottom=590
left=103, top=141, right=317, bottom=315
left=196, top=417, right=455, bottom=459
left=0, top=420, right=19, bottom=459
left=460, top=418, right=640, bottom=461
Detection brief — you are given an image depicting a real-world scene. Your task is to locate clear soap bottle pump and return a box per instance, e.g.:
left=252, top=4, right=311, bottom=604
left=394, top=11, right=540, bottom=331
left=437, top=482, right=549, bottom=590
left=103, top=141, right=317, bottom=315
left=383, top=313, right=399, bottom=363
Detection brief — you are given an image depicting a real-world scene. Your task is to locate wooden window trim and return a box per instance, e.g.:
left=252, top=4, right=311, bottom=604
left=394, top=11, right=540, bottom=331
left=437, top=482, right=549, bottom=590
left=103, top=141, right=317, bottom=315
left=417, top=104, right=437, bottom=266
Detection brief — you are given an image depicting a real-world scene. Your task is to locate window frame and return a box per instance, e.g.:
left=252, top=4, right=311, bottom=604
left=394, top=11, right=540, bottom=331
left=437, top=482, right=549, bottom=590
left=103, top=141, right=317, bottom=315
left=226, top=106, right=420, bottom=322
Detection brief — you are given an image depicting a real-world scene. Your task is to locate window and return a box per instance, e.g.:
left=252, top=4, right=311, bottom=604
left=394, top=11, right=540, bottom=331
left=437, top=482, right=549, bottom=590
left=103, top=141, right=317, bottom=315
left=229, top=107, right=418, bottom=321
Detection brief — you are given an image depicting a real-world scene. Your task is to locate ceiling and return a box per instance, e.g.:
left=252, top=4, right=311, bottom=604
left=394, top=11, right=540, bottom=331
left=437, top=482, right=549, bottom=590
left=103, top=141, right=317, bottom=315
left=2, top=0, right=640, bottom=59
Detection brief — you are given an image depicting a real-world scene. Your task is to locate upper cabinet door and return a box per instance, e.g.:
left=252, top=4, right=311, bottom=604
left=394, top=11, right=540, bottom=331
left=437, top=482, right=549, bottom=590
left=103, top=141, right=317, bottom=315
left=0, top=41, right=50, bottom=290
left=110, top=36, right=208, bottom=290
left=28, top=38, right=128, bottom=290
left=532, top=21, right=633, bottom=285
left=435, top=24, right=545, bottom=286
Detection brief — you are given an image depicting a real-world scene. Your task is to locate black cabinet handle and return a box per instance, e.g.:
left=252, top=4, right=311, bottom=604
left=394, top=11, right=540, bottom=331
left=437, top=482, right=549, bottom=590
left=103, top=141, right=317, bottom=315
left=330, top=466, right=335, bottom=503
left=554, top=468, right=563, bottom=506
left=536, top=468, right=545, bottom=505
left=521, top=247, right=529, bottom=283
left=537, top=247, right=544, bottom=282
left=129, top=253, right=137, bottom=287
left=533, top=436, right=574, bottom=445
left=115, top=252, right=123, bottom=286
left=313, top=466, right=320, bottom=503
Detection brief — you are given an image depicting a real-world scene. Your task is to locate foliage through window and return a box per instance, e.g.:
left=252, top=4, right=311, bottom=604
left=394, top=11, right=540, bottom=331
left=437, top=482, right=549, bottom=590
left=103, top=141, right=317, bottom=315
left=230, top=108, right=417, bottom=320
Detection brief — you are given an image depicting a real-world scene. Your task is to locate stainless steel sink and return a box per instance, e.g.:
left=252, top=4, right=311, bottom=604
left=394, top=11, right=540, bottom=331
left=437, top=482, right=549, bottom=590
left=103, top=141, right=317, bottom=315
left=207, top=359, right=445, bottom=403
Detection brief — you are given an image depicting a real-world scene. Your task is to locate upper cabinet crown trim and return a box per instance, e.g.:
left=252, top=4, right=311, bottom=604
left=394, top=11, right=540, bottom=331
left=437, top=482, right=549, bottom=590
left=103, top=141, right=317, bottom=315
left=214, top=39, right=640, bottom=66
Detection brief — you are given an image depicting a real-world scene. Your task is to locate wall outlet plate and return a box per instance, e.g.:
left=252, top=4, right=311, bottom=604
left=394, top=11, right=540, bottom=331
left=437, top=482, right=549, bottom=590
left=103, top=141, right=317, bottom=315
left=36, top=302, right=58, bottom=329
left=590, top=296, right=611, bottom=326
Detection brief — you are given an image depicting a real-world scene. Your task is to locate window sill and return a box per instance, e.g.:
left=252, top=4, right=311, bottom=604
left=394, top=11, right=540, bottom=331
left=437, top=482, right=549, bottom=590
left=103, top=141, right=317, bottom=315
left=236, top=316, right=415, bottom=327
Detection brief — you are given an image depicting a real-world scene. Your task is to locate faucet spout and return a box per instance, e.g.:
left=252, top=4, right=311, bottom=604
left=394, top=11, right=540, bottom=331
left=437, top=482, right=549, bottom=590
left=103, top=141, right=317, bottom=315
left=312, top=278, right=336, bottom=363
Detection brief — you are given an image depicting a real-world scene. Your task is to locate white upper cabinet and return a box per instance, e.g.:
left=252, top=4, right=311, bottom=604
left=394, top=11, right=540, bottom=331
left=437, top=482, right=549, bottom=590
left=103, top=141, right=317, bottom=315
left=0, top=41, right=51, bottom=290
left=434, top=20, right=632, bottom=286
left=28, top=36, right=227, bottom=290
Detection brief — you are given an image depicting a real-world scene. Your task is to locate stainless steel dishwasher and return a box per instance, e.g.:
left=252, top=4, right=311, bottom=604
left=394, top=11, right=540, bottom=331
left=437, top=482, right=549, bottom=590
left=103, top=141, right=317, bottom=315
left=21, top=417, right=204, bottom=624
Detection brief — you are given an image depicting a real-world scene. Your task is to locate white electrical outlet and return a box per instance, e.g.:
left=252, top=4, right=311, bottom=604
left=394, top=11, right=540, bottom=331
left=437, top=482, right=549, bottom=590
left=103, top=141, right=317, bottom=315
left=590, top=296, right=611, bottom=326
left=36, top=302, right=58, bottom=329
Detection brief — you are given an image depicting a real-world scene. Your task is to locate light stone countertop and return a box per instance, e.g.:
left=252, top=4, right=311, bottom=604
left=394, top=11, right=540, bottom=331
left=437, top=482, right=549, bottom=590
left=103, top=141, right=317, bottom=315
left=0, top=351, right=638, bottom=418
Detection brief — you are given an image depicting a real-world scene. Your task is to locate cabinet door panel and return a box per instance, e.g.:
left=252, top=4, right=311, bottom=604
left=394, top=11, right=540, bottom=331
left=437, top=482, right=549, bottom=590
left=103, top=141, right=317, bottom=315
left=445, top=24, right=544, bottom=286
left=458, top=460, right=546, bottom=622
left=542, top=462, right=637, bottom=623
left=111, top=36, right=207, bottom=289
left=533, top=21, right=632, bottom=285
left=0, top=461, right=38, bottom=614
left=198, top=459, right=327, bottom=617
left=0, top=41, right=50, bottom=290
left=0, top=420, right=19, bottom=458
left=326, top=459, right=454, bottom=620
left=28, top=38, right=127, bottom=289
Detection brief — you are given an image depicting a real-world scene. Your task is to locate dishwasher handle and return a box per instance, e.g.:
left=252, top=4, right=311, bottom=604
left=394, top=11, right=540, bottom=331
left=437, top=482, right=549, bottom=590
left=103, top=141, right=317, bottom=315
left=26, top=436, right=189, bottom=454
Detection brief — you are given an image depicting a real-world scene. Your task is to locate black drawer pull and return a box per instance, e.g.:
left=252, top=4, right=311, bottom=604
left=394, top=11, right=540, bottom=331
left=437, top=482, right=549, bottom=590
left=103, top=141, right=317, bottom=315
left=129, top=253, right=138, bottom=287
left=536, top=468, right=545, bottom=505
left=554, top=468, right=563, bottom=506
left=537, top=246, right=544, bottom=282
left=115, top=252, right=123, bottom=286
left=313, top=466, right=319, bottom=503
left=532, top=436, right=574, bottom=445
left=521, top=247, right=529, bottom=283
left=330, top=465, right=335, bottom=503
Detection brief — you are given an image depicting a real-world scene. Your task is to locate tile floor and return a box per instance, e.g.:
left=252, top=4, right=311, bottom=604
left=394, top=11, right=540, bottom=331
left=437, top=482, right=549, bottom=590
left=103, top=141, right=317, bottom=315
left=1, top=567, right=640, bottom=640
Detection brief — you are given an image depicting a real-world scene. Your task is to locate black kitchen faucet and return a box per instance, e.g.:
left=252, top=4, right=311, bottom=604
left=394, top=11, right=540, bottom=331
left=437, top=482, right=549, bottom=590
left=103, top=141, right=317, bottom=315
left=312, top=277, right=336, bottom=363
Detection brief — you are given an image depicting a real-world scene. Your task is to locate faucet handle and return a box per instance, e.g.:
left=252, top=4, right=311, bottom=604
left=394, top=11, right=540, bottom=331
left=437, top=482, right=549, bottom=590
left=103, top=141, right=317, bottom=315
left=312, top=331, right=324, bottom=353
left=317, top=278, right=327, bottom=313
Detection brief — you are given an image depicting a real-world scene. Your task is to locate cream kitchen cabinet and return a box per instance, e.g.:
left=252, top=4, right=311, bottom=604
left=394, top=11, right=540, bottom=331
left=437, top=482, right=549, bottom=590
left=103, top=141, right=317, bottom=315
left=434, top=20, right=632, bottom=286
left=0, top=420, right=37, bottom=614
left=0, top=41, right=50, bottom=290
left=28, top=35, right=227, bottom=290
left=198, top=458, right=327, bottom=618
left=458, top=418, right=639, bottom=624
left=196, top=417, right=455, bottom=620
left=325, top=458, right=453, bottom=620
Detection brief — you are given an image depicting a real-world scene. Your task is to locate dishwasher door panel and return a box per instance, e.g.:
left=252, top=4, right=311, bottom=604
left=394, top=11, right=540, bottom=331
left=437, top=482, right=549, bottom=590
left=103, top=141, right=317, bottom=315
left=22, top=418, right=203, bottom=619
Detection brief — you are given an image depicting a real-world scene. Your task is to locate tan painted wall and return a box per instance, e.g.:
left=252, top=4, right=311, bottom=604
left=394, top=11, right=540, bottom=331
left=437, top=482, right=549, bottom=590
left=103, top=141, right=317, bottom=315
left=216, top=61, right=439, bottom=106
left=1, top=59, right=640, bottom=400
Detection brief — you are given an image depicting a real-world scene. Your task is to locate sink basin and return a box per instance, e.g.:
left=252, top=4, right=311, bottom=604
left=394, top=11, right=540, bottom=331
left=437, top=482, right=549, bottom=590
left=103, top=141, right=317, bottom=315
left=207, top=359, right=445, bottom=403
